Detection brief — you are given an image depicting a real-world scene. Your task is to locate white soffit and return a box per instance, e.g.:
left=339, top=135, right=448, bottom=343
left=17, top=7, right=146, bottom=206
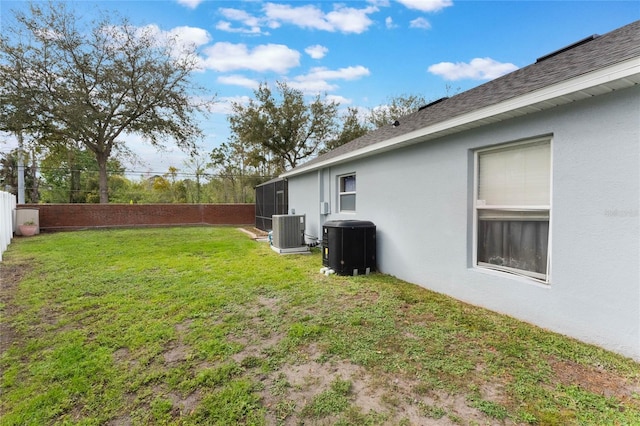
left=283, top=57, right=640, bottom=178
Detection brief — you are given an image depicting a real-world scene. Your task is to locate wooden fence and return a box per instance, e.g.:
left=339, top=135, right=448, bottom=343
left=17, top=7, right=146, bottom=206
left=1, top=191, right=16, bottom=261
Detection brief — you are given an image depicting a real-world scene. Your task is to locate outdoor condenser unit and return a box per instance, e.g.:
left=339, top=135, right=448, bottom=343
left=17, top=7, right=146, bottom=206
left=272, top=214, right=306, bottom=249
left=322, top=220, right=376, bottom=276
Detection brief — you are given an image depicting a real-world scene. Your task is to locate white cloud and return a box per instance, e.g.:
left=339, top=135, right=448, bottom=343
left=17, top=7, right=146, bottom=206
left=288, top=79, right=338, bottom=93
left=397, top=0, right=453, bottom=12
left=326, top=5, right=378, bottom=34
left=385, top=16, right=396, bottom=29
left=215, top=2, right=379, bottom=35
left=263, top=3, right=378, bottom=34
left=167, top=26, right=211, bottom=49
left=215, top=21, right=263, bottom=34
left=110, top=24, right=210, bottom=70
left=410, top=17, right=431, bottom=29
left=217, top=75, right=260, bottom=89
left=112, top=24, right=211, bottom=50
left=176, top=0, right=204, bottom=10
left=288, top=65, right=371, bottom=94
left=428, top=57, right=519, bottom=81
left=327, top=95, right=353, bottom=105
left=305, top=45, right=329, bottom=59
left=219, top=7, right=261, bottom=26
left=305, top=66, right=371, bottom=81
left=216, top=8, right=265, bottom=34
left=264, top=3, right=331, bottom=31
left=202, top=42, right=301, bottom=73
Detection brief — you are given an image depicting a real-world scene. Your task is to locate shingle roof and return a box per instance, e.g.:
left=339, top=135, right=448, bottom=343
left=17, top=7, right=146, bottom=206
left=286, top=20, right=640, bottom=175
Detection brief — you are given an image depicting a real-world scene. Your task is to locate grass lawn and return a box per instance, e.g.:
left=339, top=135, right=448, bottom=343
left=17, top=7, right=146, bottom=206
left=1, top=227, right=639, bottom=425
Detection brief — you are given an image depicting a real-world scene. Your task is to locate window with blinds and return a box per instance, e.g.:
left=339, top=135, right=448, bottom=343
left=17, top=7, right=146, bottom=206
left=475, top=139, right=551, bottom=281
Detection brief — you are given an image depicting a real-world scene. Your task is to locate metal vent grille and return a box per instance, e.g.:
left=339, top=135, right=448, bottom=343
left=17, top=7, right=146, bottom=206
left=272, top=215, right=305, bottom=249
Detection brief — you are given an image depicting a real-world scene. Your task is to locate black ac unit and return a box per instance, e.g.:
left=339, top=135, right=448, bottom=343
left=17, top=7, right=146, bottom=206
left=322, top=220, right=376, bottom=276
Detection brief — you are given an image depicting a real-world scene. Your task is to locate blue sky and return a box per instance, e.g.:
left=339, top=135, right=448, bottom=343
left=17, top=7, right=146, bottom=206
left=1, top=0, right=639, bottom=176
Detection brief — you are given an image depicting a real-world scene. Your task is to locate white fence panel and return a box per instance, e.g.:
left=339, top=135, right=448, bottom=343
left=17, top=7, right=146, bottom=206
left=1, top=191, right=17, bottom=261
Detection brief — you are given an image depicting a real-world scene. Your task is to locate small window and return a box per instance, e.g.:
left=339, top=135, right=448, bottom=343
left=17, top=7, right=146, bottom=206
left=339, top=174, right=356, bottom=212
left=475, top=139, right=551, bottom=282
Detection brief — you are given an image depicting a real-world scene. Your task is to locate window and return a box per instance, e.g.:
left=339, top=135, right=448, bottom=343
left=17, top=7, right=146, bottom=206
left=475, top=139, right=551, bottom=282
left=339, top=174, right=356, bottom=212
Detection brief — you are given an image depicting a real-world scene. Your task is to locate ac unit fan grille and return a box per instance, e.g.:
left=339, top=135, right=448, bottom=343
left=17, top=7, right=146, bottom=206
left=272, top=215, right=305, bottom=249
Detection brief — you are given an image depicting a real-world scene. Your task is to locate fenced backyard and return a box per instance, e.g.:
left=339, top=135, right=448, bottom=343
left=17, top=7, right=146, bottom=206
left=1, top=227, right=639, bottom=425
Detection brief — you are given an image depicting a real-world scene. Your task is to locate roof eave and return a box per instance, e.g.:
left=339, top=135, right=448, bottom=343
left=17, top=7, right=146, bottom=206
left=282, top=57, right=640, bottom=179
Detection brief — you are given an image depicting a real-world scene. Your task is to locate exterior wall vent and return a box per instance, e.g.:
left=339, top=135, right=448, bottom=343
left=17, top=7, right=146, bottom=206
left=272, top=214, right=306, bottom=249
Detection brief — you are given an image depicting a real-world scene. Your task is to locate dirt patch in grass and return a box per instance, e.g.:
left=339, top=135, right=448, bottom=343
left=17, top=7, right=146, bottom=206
left=257, top=352, right=498, bottom=425
left=549, top=356, right=640, bottom=399
left=230, top=295, right=284, bottom=365
left=166, top=389, right=201, bottom=416
left=0, top=260, right=31, bottom=354
left=163, top=345, right=190, bottom=364
left=106, top=414, right=133, bottom=426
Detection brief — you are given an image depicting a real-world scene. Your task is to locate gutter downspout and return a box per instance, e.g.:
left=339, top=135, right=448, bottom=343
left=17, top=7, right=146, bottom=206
left=318, top=169, right=324, bottom=241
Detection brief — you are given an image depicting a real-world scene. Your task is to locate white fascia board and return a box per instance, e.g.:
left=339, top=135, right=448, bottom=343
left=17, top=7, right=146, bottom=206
left=282, top=57, right=640, bottom=179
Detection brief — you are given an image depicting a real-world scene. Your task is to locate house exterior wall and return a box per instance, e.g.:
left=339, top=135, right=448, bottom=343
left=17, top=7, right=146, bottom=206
left=287, top=86, right=640, bottom=360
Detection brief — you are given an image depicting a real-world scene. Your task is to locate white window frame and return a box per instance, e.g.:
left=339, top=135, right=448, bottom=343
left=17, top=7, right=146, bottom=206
left=472, top=137, right=552, bottom=283
left=338, top=173, right=356, bottom=213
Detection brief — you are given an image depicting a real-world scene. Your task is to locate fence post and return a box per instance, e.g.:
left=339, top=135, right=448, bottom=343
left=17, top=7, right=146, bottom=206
left=1, top=191, right=17, bottom=261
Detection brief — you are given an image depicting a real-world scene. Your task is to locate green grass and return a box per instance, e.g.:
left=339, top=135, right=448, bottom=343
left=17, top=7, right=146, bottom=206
left=301, top=378, right=352, bottom=418
left=1, top=227, right=639, bottom=425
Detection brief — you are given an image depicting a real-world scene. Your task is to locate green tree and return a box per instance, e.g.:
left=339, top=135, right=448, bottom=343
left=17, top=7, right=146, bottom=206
left=0, top=149, right=39, bottom=203
left=39, top=146, right=125, bottom=203
left=164, top=166, right=187, bottom=203
left=321, top=107, right=370, bottom=154
left=228, top=81, right=339, bottom=173
left=210, top=141, right=252, bottom=203
left=0, top=1, right=211, bottom=203
left=0, top=40, right=47, bottom=203
left=367, top=94, right=427, bottom=129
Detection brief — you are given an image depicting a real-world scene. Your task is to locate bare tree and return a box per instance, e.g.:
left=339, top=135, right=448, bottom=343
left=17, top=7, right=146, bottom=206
left=0, top=2, right=212, bottom=203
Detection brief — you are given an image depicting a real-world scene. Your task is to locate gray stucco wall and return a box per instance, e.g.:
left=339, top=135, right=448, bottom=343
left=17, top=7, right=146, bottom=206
left=287, top=86, right=640, bottom=360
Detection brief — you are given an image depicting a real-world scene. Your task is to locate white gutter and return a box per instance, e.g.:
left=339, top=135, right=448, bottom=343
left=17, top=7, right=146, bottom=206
left=282, top=57, right=640, bottom=178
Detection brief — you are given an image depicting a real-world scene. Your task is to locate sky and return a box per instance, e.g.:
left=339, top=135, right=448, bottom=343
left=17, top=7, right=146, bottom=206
left=1, top=0, right=639, bottom=178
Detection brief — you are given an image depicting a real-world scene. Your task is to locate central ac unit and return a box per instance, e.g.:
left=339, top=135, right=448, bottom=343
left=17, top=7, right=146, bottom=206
left=272, top=214, right=305, bottom=249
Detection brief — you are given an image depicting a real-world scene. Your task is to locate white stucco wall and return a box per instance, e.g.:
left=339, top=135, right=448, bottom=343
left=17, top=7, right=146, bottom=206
left=287, top=86, right=640, bottom=360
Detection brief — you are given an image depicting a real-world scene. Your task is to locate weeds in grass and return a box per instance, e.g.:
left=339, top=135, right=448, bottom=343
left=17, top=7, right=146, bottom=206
left=417, top=401, right=447, bottom=419
left=301, top=377, right=352, bottom=418
left=1, top=227, right=639, bottom=425
left=192, top=378, right=264, bottom=424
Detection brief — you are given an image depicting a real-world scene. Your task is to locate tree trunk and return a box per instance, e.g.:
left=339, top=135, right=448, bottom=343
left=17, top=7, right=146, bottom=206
left=70, top=169, right=82, bottom=203
left=67, top=150, right=83, bottom=203
left=16, top=131, right=25, bottom=204
left=29, top=150, right=39, bottom=203
left=96, top=152, right=109, bottom=204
